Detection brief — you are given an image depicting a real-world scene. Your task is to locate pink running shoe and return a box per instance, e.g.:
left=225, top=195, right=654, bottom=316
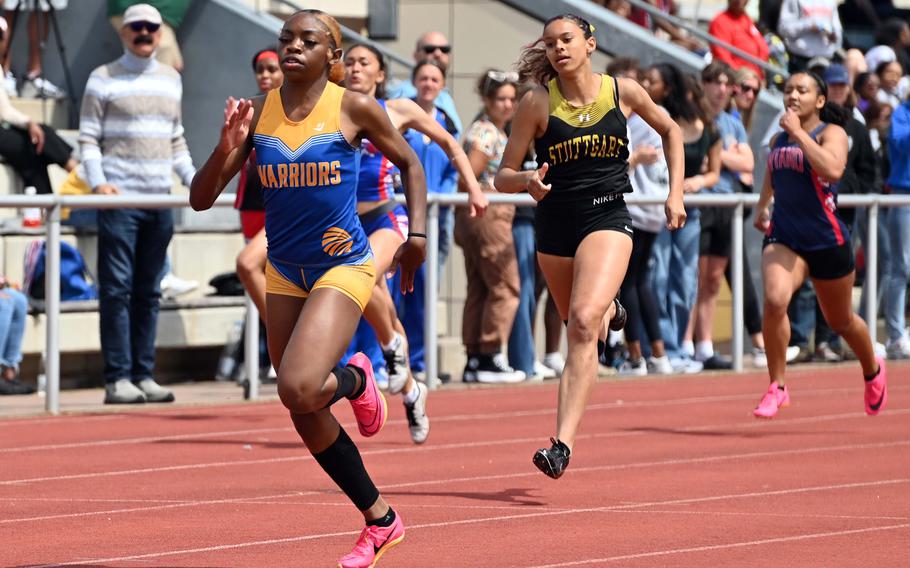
left=348, top=353, right=388, bottom=437
left=864, top=356, right=888, bottom=416
left=753, top=381, right=790, bottom=419
left=337, top=513, right=405, bottom=568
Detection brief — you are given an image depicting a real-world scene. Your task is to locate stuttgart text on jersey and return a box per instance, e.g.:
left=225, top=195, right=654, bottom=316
left=547, top=133, right=626, bottom=165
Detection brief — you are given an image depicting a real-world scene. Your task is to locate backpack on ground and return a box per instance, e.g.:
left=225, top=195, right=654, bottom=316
left=23, top=240, right=98, bottom=301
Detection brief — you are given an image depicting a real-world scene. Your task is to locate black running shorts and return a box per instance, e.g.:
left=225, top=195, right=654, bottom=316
left=762, top=239, right=855, bottom=280
left=699, top=205, right=734, bottom=258
left=535, top=194, right=633, bottom=257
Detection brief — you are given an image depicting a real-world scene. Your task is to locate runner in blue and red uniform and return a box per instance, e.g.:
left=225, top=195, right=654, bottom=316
left=753, top=71, right=887, bottom=418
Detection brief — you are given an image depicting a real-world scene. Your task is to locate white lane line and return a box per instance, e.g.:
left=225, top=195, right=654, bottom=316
left=3, top=439, right=908, bottom=523
left=2, top=405, right=908, bottom=486
left=0, top=427, right=291, bottom=454
left=248, top=499, right=910, bottom=522
left=0, top=385, right=910, bottom=453
left=527, top=523, right=910, bottom=567
left=24, top=480, right=910, bottom=567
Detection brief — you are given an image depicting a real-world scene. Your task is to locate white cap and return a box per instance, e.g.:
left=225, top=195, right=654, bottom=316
left=865, top=45, right=896, bottom=73
left=122, top=3, right=163, bottom=27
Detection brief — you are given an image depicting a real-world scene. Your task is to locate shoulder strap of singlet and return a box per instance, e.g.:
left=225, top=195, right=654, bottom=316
left=809, top=122, right=828, bottom=139
left=612, top=76, right=620, bottom=108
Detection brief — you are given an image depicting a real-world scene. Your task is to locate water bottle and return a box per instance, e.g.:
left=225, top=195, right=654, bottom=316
left=22, top=186, right=42, bottom=228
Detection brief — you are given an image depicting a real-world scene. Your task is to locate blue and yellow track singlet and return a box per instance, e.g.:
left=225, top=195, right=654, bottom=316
left=357, top=99, right=400, bottom=202
left=253, top=83, right=371, bottom=269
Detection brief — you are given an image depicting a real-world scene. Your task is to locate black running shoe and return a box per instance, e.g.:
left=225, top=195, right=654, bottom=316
left=533, top=437, right=571, bottom=479
left=609, top=297, right=627, bottom=331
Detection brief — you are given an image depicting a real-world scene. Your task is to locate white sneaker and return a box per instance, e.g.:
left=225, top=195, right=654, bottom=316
left=382, top=333, right=410, bottom=394
left=20, top=74, right=65, bottom=99
left=136, top=378, right=175, bottom=403
left=647, top=355, right=673, bottom=374
left=618, top=358, right=647, bottom=376
left=103, top=378, right=146, bottom=404
left=3, top=70, right=17, bottom=97
left=885, top=334, right=910, bottom=360
left=785, top=345, right=801, bottom=363
left=160, top=273, right=198, bottom=299
left=476, top=353, right=527, bottom=383
left=533, top=360, right=557, bottom=380
left=542, top=352, right=565, bottom=376
left=670, top=356, right=704, bottom=374
left=752, top=348, right=768, bottom=368
left=404, top=382, right=430, bottom=444
left=874, top=342, right=887, bottom=358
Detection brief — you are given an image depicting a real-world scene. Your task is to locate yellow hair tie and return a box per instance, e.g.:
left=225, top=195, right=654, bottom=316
left=590, top=24, right=596, bottom=33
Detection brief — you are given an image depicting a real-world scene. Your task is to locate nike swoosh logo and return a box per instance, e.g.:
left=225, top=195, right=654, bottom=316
left=870, top=389, right=885, bottom=411
left=313, top=122, right=325, bottom=132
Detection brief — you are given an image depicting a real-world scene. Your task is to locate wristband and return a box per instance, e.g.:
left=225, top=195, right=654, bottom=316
left=408, top=232, right=427, bottom=239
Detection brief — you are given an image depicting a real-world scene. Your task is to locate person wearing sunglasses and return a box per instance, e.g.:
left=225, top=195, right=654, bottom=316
left=108, top=0, right=190, bottom=72
left=387, top=31, right=462, bottom=136
left=78, top=3, right=196, bottom=405
left=496, top=14, right=685, bottom=479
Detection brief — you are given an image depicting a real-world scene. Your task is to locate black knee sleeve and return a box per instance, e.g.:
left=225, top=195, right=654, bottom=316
left=313, top=427, right=379, bottom=511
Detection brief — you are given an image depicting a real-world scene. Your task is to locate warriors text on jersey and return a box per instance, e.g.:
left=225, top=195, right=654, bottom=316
left=252, top=82, right=371, bottom=268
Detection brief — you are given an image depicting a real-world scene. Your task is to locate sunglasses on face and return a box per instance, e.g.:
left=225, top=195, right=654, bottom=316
left=129, top=21, right=161, bottom=33
left=738, top=84, right=758, bottom=94
left=486, top=70, right=519, bottom=83
left=421, top=44, right=451, bottom=55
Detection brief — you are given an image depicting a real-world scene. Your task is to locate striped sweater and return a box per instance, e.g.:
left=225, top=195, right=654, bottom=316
left=78, top=51, right=195, bottom=194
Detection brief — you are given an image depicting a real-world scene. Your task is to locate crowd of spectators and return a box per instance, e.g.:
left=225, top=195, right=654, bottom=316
left=2, top=2, right=910, bottom=396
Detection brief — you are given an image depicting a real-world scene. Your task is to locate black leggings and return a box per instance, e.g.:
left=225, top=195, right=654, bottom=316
left=620, top=229, right=661, bottom=344
left=0, top=125, right=73, bottom=194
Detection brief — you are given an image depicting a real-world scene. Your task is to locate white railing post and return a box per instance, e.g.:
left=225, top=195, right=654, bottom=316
left=731, top=201, right=744, bottom=372
left=44, top=203, right=61, bottom=415
left=424, top=200, right=440, bottom=390
left=866, top=201, right=879, bottom=347
left=244, top=295, right=260, bottom=400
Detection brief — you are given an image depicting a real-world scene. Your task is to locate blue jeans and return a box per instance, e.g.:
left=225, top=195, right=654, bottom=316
left=650, top=214, right=701, bottom=358
left=508, top=216, right=537, bottom=375
left=0, top=288, right=27, bottom=368
left=884, top=200, right=910, bottom=341
left=98, top=208, right=173, bottom=383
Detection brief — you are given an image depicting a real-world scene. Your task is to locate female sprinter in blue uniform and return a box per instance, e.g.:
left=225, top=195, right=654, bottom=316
left=495, top=14, right=686, bottom=479
left=344, top=45, right=486, bottom=444
left=190, top=10, right=425, bottom=567
left=753, top=71, right=887, bottom=418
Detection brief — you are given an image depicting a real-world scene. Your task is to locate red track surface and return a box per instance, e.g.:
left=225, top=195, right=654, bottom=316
left=2, top=364, right=909, bottom=567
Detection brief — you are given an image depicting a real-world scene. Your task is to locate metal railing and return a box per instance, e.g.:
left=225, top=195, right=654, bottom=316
left=17, top=191, right=908, bottom=414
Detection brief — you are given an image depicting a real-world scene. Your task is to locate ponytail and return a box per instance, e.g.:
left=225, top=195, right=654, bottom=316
left=516, top=40, right=555, bottom=86
left=819, top=102, right=850, bottom=127
left=803, top=71, right=849, bottom=127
